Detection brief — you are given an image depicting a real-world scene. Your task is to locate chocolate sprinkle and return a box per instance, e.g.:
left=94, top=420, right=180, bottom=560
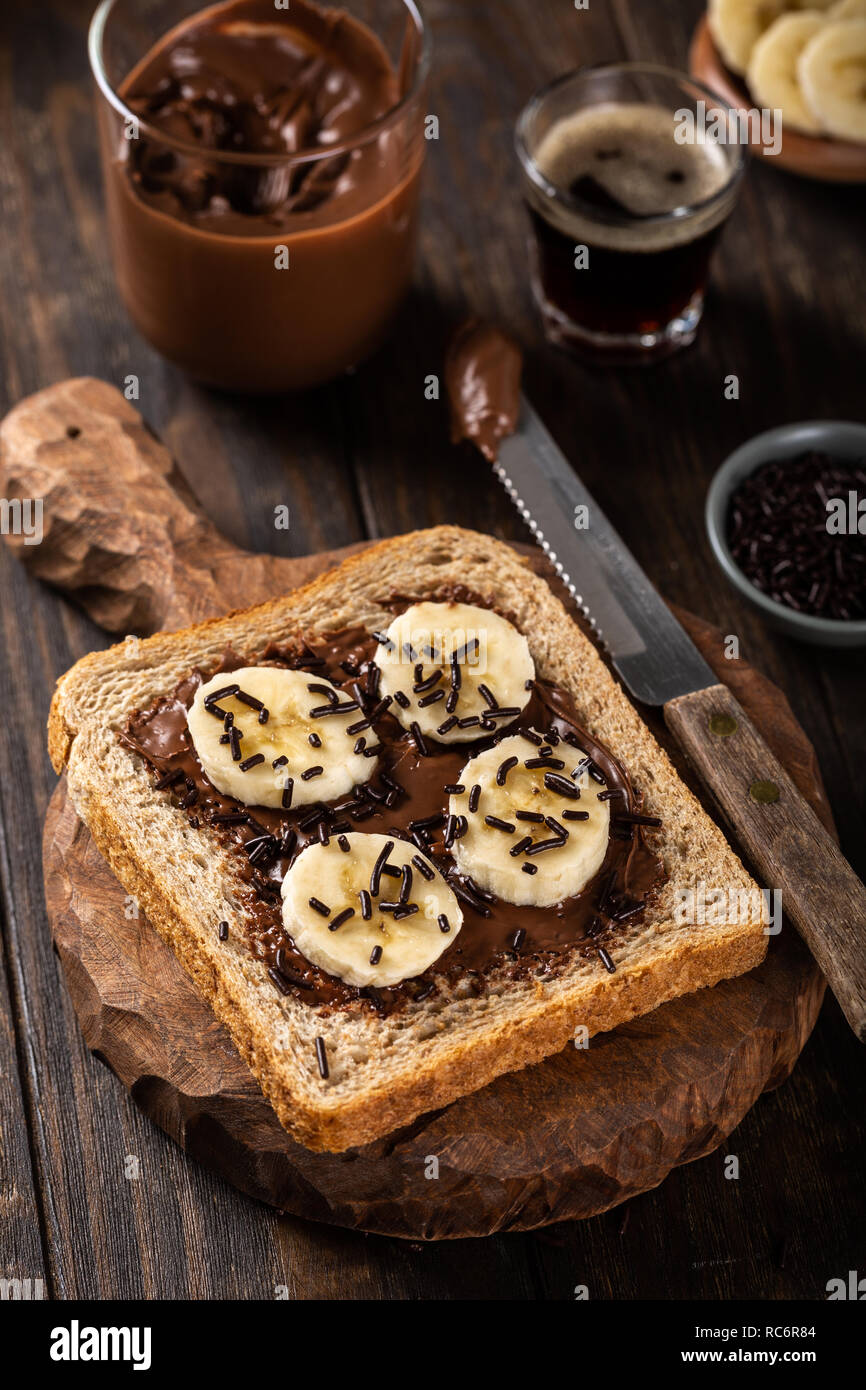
left=205, top=684, right=239, bottom=704
left=409, top=721, right=429, bottom=756
left=598, top=946, right=616, bottom=974
left=450, top=879, right=492, bottom=917
left=235, top=689, right=265, bottom=712
left=543, top=772, right=581, bottom=799
left=412, top=854, right=435, bottom=880
left=399, top=864, right=413, bottom=903
left=525, top=836, right=566, bottom=856
left=496, top=756, right=518, bottom=786
left=315, top=1036, right=329, bottom=1079
left=370, top=840, right=394, bottom=896
left=394, top=903, right=419, bottom=920
left=154, top=768, right=184, bottom=790
left=268, top=966, right=292, bottom=996
left=414, top=669, right=443, bottom=693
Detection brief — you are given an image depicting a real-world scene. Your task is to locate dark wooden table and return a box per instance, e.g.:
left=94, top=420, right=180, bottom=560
left=1, top=0, right=864, bottom=1301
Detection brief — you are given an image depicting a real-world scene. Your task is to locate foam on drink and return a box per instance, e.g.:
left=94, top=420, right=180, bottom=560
left=532, top=103, right=735, bottom=253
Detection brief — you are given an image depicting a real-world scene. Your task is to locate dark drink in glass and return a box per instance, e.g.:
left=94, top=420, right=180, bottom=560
left=516, top=66, right=744, bottom=364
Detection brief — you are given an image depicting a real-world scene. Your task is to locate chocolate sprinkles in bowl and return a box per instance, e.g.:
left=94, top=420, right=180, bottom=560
left=727, top=451, right=866, bottom=621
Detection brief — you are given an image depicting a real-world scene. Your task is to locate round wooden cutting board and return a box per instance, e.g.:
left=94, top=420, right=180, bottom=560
left=6, top=379, right=829, bottom=1239
left=42, top=597, right=829, bottom=1237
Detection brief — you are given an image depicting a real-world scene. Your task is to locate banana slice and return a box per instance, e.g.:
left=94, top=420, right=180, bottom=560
left=376, top=602, right=534, bottom=745
left=798, top=19, right=866, bottom=140
left=281, top=833, right=463, bottom=987
left=187, top=667, right=375, bottom=809
left=829, top=0, right=866, bottom=18
left=748, top=12, right=827, bottom=134
left=708, top=0, right=788, bottom=75
left=449, top=735, right=611, bottom=909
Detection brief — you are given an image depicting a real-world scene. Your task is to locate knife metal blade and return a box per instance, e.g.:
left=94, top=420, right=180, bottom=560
left=495, top=398, right=716, bottom=706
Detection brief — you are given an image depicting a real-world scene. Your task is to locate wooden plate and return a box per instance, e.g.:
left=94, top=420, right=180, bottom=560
left=689, top=15, right=866, bottom=184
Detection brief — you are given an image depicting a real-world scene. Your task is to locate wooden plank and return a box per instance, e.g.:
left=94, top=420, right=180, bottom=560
left=0, top=894, right=48, bottom=1299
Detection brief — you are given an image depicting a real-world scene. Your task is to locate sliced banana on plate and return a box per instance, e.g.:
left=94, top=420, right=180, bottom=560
left=376, top=601, right=535, bottom=744
left=449, top=735, right=611, bottom=909
left=281, top=833, right=463, bottom=987
left=798, top=18, right=866, bottom=140
left=187, top=666, right=376, bottom=809
left=829, top=0, right=866, bottom=17
left=748, top=12, right=827, bottom=134
left=708, top=0, right=788, bottom=75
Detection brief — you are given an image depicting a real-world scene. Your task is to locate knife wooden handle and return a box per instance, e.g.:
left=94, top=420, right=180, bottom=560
left=665, top=682, right=866, bottom=1041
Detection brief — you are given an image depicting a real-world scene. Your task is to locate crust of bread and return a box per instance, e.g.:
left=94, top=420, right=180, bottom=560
left=48, top=526, right=768, bottom=1151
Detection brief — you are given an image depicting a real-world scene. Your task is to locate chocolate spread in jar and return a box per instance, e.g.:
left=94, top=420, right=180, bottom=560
left=99, top=0, right=426, bottom=391
left=121, top=596, right=665, bottom=1016
left=445, top=319, right=523, bottom=463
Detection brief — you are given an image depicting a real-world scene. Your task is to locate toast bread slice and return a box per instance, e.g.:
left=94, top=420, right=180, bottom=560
left=48, top=526, right=768, bottom=1152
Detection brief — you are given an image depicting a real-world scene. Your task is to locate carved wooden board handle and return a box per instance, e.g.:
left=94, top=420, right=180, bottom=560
left=0, top=377, right=319, bottom=633
left=665, top=683, right=866, bottom=1041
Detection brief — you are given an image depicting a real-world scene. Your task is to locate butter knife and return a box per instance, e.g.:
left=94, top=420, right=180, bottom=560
left=494, top=399, right=866, bottom=1040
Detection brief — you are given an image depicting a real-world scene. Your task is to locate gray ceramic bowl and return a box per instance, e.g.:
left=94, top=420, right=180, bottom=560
left=705, top=420, right=866, bottom=648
